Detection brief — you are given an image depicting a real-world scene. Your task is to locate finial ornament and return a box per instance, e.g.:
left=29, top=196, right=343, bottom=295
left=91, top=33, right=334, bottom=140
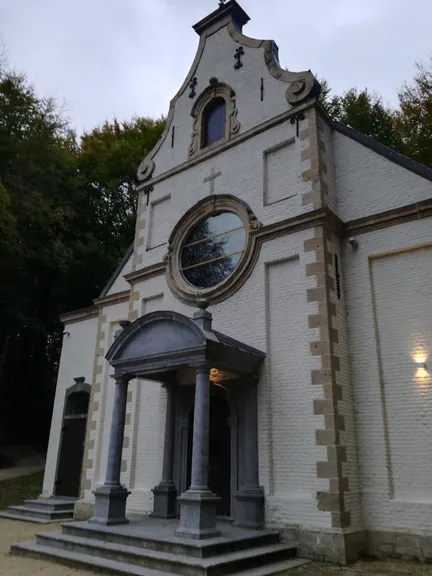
left=218, top=0, right=227, bottom=7
left=196, top=298, right=209, bottom=311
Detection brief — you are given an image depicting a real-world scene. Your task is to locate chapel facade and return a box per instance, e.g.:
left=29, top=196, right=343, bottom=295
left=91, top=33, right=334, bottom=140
left=38, top=0, right=432, bottom=564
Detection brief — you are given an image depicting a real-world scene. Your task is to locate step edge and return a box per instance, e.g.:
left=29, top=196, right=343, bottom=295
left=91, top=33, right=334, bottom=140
left=62, top=524, right=281, bottom=548
left=37, top=532, right=296, bottom=567
left=8, top=506, right=73, bottom=516
left=0, top=512, right=59, bottom=524
left=11, top=541, right=170, bottom=576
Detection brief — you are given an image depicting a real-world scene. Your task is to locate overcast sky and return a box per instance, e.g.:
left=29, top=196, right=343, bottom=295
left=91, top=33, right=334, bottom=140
left=1, top=0, right=430, bottom=134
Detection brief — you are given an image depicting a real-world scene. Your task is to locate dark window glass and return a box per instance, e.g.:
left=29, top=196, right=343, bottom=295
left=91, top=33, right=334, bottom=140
left=65, top=391, right=89, bottom=417
left=203, top=99, right=226, bottom=147
left=181, top=212, right=245, bottom=289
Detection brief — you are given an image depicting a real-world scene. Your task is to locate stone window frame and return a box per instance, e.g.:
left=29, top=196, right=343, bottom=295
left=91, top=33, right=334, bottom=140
left=165, top=195, right=261, bottom=305
left=188, top=81, right=241, bottom=158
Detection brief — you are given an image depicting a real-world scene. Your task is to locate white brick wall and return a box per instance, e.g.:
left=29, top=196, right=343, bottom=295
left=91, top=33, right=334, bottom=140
left=42, top=316, right=98, bottom=497
left=135, top=117, right=312, bottom=272
left=334, top=132, right=432, bottom=221
left=106, top=254, right=132, bottom=296
left=92, top=301, right=129, bottom=488
left=344, top=218, right=432, bottom=531
left=153, top=25, right=296, bottom=179
left=123, top=229, right=334, bottom=527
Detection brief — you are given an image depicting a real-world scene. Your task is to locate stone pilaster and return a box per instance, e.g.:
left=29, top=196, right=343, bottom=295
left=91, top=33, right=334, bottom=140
left=176, top=365, right=221, bottom=539
left=151, top=383, right=177, bottom=518
left=234, top=380, right=264, bottom=528
left=90, top=374, right=131, bottom=525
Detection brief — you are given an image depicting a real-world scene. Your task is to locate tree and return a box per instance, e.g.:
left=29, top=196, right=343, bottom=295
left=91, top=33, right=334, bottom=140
left=398, top=59, right=432, bottom=167
left=0, top=63, right=165, bottom=447
left=66, top=117, right=165, bottom=307
left=321, top=86, right=403, bottom=151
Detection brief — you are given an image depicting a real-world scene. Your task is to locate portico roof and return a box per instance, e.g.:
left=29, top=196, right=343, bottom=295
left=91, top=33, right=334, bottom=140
left=106, top=309, right=265, bottom=382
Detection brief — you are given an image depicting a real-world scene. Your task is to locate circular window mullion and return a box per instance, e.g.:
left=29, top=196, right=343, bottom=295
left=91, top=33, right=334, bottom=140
left=180, top=212, right=246, bottom=290
left=166, top=196, right=262, bottom=305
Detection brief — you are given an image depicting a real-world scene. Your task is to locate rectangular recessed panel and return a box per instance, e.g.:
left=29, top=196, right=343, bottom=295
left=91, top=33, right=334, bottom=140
left=141, top=294, right=163, bottom=316
left=265, top=256, right=316, bottom=497
left=263, top=138, right=298, bottom=206
left=372, top=246, right=432, bottom=501
left=147, top=195, right=171, bottom=250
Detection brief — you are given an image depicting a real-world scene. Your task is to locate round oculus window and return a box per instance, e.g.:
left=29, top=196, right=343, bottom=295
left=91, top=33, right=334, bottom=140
left=180, top=212, right=246, bottom=289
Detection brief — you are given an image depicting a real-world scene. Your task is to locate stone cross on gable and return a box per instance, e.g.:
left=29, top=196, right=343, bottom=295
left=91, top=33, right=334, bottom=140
left=203, top=166, right=222, bottom=195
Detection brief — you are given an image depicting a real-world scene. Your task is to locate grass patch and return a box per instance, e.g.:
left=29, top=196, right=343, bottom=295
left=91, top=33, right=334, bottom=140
left=0, top=471, right=44, bottom=510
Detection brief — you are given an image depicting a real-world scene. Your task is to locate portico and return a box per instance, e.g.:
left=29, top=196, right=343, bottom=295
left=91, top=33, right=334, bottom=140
left=90, top=300, right=265, bottom=539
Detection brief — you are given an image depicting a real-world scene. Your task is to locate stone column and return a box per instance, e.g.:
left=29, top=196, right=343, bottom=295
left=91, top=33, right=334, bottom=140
left=90, top=374, right=131, bottom=525
left=234, top=380, right=264, bottom=528
left=176, top=365, right=221, bottom=539
left=151, top=383, right=177, bottom=518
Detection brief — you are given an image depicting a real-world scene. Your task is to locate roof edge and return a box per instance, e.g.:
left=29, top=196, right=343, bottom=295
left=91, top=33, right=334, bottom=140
left=332, top=118, right=432, bottom=184
left=60, top=305, right=99, bottom=325
left=99, top=244, right=134, bottom=298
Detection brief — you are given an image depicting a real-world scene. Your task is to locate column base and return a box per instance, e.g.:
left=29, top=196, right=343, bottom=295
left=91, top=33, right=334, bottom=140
left=89, top=485, right=131, bottom=526
left=233, top=486, right=265, bottom=529
left=175, top=490, right=221, bottom=539
left=150, top=482, right=177, bottom=518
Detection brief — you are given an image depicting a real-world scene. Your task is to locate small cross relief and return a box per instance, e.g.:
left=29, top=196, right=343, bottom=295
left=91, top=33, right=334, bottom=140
left=203, top=166, right=222, bottom=195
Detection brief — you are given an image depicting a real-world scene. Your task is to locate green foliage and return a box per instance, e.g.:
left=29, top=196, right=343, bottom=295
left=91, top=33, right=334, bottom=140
left=0, top=63, right=165, bottom=446
left=0, top=471, right=44, bottom=510
left=321, top=87, right=403, bottom=151
left=398, top=59, right=432, bottom=167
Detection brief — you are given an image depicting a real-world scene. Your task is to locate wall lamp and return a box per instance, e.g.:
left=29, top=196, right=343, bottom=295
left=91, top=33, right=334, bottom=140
left=415, top=362, right=427, bottom=371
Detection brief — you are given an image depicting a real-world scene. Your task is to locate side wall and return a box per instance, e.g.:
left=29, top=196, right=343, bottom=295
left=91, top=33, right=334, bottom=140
left=79, top=299, right=130, bottom=508
left=41, top=315, right=98, bottom=497
left=334, top=132, right=432, bottom=221
left=344, top=217, right=432, bottom=559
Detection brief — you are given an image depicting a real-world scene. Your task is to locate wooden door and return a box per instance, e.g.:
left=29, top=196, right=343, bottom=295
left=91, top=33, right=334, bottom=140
left=55, top=416, right=87, bottom=497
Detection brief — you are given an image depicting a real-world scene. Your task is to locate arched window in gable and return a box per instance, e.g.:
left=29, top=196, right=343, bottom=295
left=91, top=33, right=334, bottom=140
left=202, top=98, right=226, bottom=147
left=189, top=82, right=241, bottom=158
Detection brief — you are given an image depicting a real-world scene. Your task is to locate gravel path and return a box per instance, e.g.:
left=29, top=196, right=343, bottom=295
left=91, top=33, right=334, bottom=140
left=2, top=516, right=432, bottom=575
left=0, top=464, right=44, bottom=482
left=0, top=518, right=95, bottom=575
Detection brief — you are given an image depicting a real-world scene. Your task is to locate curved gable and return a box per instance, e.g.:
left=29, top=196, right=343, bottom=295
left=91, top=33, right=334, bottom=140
left=137, top=1, right=319, bottom=183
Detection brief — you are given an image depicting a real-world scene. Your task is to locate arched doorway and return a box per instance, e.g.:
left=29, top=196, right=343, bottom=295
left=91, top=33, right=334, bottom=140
left=186, top=394, right=231, bottom=516
left=55, top=384, right=90, bottom=497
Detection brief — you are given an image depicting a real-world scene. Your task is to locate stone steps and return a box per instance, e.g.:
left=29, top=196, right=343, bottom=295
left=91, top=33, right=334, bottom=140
left=12, top=540, right=309, bottom=576
left=24, top=497, right=76, bottom=512
left=33, top=531, right=296, bottom=576
left=0, top=497, right=75, bottom=523
left=63, top=521, right=280, bottom=557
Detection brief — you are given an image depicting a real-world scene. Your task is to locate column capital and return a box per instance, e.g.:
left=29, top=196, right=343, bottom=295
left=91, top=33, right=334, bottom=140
left=111, top=374, right=132, bottom=385
left=194, top=364, right=210, bottom=374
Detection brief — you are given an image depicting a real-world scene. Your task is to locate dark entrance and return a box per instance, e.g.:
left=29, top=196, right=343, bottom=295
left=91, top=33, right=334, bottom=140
left=187, top=394, right=231, bottom=516
left=55, top=390, right=89, bottom=497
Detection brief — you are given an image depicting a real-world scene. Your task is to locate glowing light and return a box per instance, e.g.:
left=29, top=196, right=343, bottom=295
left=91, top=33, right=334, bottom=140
left=210, top=368, right=222, bottom=383
left=412, top=345, right=430, bottom=389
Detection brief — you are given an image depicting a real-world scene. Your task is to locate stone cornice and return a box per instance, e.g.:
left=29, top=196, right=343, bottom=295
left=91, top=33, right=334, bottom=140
left=345, top=198, right=432, bottom=236
left=124, top=201, right=432, bottom=289
left=137, top=100, right=315, bottom=192
left=124, top=262, right=166, bottom=285
left=60, top=306, right=99, bottom=325
left=93, top=290, right=130, bottom=307
left=61, top=200, right=432, bottom=322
